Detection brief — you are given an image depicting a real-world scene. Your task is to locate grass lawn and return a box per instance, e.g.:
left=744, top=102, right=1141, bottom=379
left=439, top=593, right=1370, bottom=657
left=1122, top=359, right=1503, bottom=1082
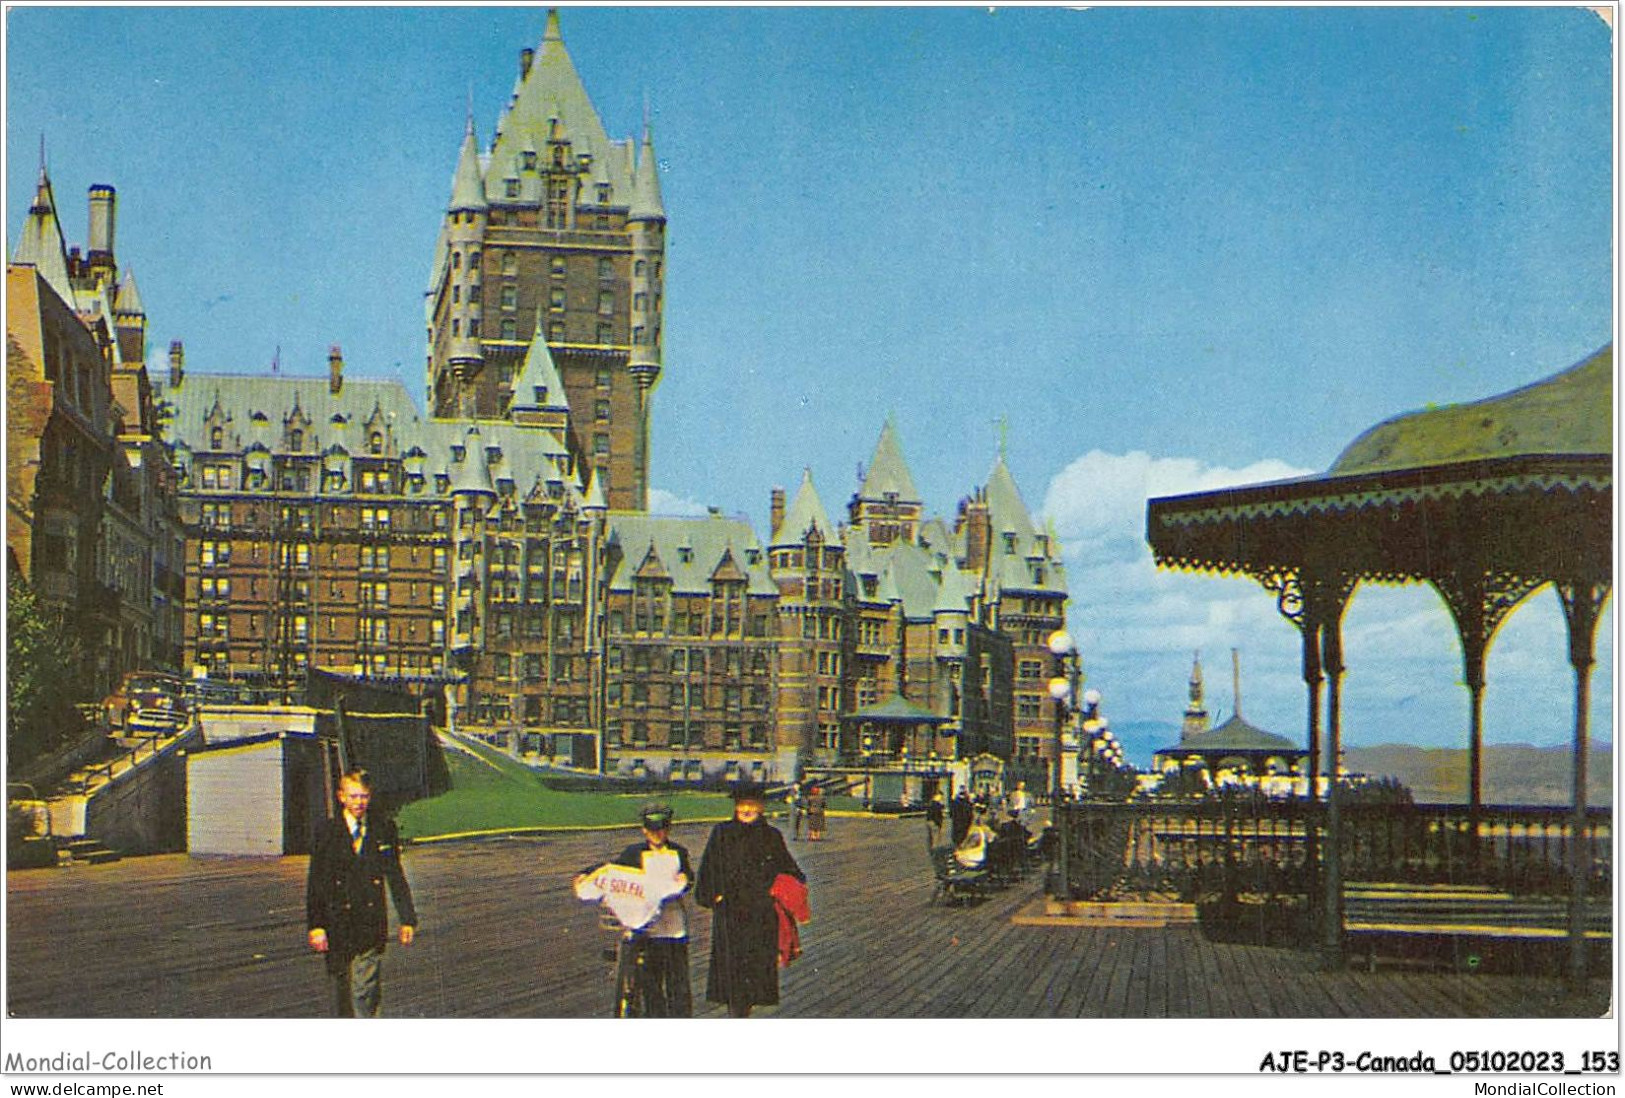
left=395, top=735, right=875, bottom=839
left=396, top=736, right=738, bottom=839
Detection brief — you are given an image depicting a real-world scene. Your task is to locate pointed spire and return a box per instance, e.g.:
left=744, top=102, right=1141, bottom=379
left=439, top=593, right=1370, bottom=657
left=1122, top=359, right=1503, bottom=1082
left=630, top=121, right=665, bottom=221
left=772, top=467, right=836, bottom=547
left=860, top=417, right=920, bottom=502
left=543, top=7, right=563, bottom=43
left=984, top=451, right=1037, bottom=539
left=114, top=269, right=146, bottom=317
left=449, top=114, right=487, bottom=211
left=12, top=163, right=77, bottom=310
left=510, top=315, right=570, bottom=413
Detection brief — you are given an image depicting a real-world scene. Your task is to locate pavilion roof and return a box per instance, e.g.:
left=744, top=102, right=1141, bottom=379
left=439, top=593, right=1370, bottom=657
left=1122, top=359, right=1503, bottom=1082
left=1155, top=714, right=1304, bottom=758
left=1146, top=345, right=1612, bottom=583
left=844, top=694, right=949, bottom=725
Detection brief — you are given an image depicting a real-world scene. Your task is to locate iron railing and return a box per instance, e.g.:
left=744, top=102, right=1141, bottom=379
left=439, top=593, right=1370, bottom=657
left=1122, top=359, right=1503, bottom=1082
left=1055, top=798, right=1611, bottom=903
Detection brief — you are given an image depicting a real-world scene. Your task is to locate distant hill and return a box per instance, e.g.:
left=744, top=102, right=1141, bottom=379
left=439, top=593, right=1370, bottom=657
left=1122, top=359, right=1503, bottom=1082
left=1346, top=743, right=1613, bottom=807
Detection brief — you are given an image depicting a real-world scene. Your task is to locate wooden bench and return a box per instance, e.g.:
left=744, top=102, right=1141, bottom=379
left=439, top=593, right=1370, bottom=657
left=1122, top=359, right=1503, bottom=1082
left=1343, top=882, right=1611, bottom=970
left=928, top=845, right=993, bottom=906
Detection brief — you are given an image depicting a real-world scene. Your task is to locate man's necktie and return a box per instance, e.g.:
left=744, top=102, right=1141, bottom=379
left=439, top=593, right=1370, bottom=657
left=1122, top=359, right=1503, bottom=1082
left=352, top=824, right=364, bottom=855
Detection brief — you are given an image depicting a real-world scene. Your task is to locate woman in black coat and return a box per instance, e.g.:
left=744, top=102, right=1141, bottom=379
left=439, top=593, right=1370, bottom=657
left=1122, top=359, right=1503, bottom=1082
left=696, top=783, right=804, bottom=1017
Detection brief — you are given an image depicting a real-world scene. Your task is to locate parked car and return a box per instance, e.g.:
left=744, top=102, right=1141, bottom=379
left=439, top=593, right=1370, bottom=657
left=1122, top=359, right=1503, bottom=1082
left=102, top=672, right=189, bottom=736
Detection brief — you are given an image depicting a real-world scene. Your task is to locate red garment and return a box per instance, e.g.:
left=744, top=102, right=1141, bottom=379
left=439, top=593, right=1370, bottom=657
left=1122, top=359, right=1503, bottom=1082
left=770, top=873, right=811, bottom=968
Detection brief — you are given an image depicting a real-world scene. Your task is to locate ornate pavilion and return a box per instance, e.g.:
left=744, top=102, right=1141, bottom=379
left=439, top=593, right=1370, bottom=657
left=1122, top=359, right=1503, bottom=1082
left=1146, top=344, right=1612, bottom=984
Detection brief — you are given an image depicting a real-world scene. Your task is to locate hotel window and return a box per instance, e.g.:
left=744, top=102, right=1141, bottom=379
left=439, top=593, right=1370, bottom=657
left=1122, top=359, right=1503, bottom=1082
left=597, top=290, right=614, bottom=315
left=550, top=287, right=566, bottom=311
left=502, top=320, right=517, bottom=340
left=505, top=178, right=520, bottom=198
left=550, top=256, right=566, bottom=276
left=431, top=620, right=445, bottom=645
left=522, top=150, right=537, bottom=171
left=596, top=184, right=611, bottom=205
left=501, top=284, right=518, bottom=309
left=548, top=322, right=564, bottom=342
left=596, top=323, right=613, bottom=344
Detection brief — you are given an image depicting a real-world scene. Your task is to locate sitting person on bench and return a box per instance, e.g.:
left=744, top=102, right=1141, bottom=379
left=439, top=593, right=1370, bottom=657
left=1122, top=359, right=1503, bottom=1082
left=954, top=812, right=997, bottom=869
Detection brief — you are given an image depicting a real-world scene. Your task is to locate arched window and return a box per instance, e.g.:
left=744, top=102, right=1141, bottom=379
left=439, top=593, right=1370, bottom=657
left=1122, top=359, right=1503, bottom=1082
left=369, top=432, right=384, bottom=455
left=210, top=426, right=223, bottom=449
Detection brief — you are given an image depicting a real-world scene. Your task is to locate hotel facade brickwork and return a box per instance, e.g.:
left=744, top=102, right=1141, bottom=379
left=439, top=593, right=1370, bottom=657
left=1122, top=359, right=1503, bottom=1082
left=68, top=10, right=1072, bottom=785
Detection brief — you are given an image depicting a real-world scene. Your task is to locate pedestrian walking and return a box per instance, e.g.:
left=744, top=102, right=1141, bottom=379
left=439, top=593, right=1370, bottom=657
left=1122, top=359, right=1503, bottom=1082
left=789, top=784, right=805, bottom=840
left=696, top=782, right=805, bottom=1017
left=306, top=770, right=417, bottom=1018
left=805, top=784, right=828, bottom=841
left=574, top=802, right=694, bottom=1017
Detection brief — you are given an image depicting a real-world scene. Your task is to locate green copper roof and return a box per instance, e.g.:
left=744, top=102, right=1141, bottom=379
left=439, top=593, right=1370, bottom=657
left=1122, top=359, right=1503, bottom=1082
left=630, top=126, right=665, bottom=221
left=113, top=269, right=145, bottom=317
left=1157, top=713, right=1301, bottom=756
left=606, top=512, right=776, bottom=596
left=509, top=317, right=569, bottom=413
left=984, top=455, right=1036, bottom=539
left=12, top=167, right=77, bottom=310
left=848, top=694, right=949, bottom=725
left=157, top=370, right=584, bottom=507
left=859, top=418, right=920, bottom=502
left=1331, top=344, right=1612, bottom=476
left=487, top=9, right=628, bottom=205
left=449, top=118, right=487, bottom=212
left=771, top=467, right=835, bottom=546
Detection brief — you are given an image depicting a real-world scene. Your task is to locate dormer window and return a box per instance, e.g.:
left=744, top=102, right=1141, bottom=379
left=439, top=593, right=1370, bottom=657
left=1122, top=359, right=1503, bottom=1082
left=596, top=183, right=611, bottom=204
left=505, top=178, right=520, bottom=199
left=210, top=427, right=223, bottom=449
left=451, top=445, right=466, bottom=463
left=521, top=151, right=537, bottom=172
left=534, top=386, right=547, bottom=404
left=330, top=413, right=347, bottom=425
left=369, top=432, right=383, bottom=455
left=290, top=430, right=303, bottom=452
left=1003, top=532, right=1017, bottom=554
left=551, top=256, right=566, bottom=277
left=678, top=546, right=693, bottom=565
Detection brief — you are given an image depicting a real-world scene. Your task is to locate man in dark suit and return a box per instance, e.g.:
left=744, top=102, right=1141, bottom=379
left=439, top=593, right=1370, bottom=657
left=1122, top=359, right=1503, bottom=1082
left=306, top=769, right=417, bottom=1017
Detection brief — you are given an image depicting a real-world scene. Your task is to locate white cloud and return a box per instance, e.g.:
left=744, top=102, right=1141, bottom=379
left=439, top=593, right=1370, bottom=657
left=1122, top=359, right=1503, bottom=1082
left=1038, top=450, right=1613, bottom=755
left=1042, top=450, right=1313, bottom=563
left=646, top=487, right=711, bottom=517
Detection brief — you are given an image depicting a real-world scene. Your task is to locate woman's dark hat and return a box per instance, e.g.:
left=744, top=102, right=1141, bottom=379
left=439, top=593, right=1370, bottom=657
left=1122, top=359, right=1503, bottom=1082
left=730, top=781, right=768, bottom=803
left=640, top=802, right=674, bottom=828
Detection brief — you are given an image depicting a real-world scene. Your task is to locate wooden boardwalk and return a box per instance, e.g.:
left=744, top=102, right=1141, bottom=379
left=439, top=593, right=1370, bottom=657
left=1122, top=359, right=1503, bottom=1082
left=6, top=816, right=1608, bottom=1018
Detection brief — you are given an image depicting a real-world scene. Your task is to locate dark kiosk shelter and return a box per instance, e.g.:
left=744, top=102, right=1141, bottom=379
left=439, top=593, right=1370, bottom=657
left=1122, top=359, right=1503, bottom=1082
left=1146, top=345, right=1611, bottom=986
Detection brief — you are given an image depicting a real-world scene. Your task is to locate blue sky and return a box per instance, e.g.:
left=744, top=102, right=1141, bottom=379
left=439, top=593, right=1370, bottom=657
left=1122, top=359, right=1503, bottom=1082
left=6, top=5, right=1613, bottom=756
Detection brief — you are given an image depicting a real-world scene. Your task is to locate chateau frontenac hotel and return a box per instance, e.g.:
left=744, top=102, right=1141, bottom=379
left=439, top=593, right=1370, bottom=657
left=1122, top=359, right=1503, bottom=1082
left=9, top=11, right=1070, bottom=787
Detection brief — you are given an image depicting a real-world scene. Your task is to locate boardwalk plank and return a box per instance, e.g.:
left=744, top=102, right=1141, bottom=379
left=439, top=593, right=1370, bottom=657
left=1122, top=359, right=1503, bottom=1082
left=7, top=817, right=1608, bottom=1019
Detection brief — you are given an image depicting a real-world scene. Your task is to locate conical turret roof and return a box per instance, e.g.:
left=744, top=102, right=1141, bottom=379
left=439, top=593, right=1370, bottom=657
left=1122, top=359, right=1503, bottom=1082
left=860, top=418, right=919, bottom=502
left=630, top=125, right=665, bottom=221
left=12, top=166, right=78, bottom=310
left=114, top=269, right=145, bottom=317
left=985, top=454, right=1037, bottom=539
left=450, top=117, right=487, bottom=211
left=450, top=427, right=496, bottom=497
left=771, top=468, right=835, bottom=547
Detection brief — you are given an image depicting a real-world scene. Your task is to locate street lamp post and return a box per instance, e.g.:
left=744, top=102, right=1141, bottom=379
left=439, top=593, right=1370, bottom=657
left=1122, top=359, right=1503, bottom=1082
left=1047, top=629, right=1082, bottom=901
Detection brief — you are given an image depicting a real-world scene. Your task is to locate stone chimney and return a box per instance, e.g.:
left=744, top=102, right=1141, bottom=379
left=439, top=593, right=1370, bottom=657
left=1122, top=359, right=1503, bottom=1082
left=959, top=488, right=991, bottom=573
left=87, top=184, right=116, bottom=270
left=769, top=487, right=786, bottom=539
left=520, top=47, right=534, bottom=78
left=328, top=344, right=344, bottom=394
left=167, top=340, right=185, bottom=388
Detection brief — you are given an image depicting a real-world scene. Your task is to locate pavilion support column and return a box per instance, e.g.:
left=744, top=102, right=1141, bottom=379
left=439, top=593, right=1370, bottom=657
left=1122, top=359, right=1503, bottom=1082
left=1299, top=613, right=1324, bottom=918
left=1556, top=579, right=1609, bottom=993
left=1433, top=572, right=1542, bottom=877
left=1315, top=581, right=1352, bottom=970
